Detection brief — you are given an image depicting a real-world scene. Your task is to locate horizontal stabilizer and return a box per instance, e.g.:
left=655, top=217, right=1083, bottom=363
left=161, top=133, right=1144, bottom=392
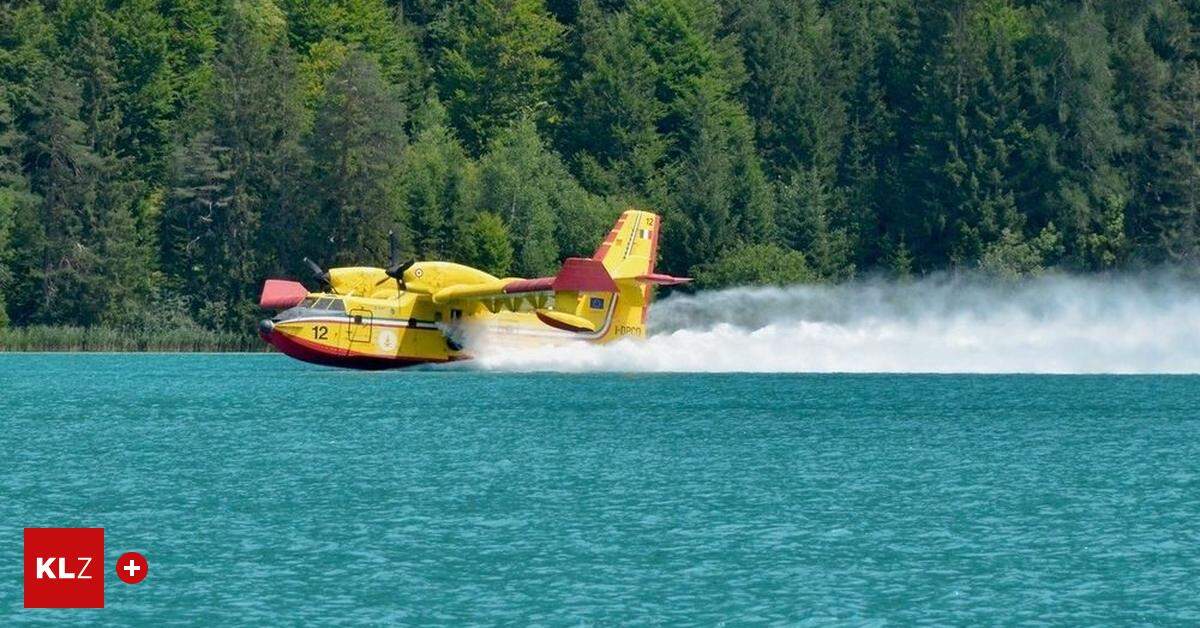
left=499, top=258, right=617, bottom=296
left=552, top=258, right=617, bottom=292
left=635, top=273, right=692, bottom=286
left=260, top=279, right=309, bottom=309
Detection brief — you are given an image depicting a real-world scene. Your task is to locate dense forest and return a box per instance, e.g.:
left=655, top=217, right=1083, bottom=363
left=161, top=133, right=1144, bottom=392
left=0, top=0, right=1198, bottom=338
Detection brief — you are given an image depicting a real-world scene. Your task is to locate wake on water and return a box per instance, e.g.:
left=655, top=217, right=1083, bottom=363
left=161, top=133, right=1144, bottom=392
left=470, top=272, right=1200, bottom=374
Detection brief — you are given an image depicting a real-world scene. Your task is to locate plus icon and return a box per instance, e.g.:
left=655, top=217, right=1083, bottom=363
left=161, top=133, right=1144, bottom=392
left=115, top=552, right=148, bottom=584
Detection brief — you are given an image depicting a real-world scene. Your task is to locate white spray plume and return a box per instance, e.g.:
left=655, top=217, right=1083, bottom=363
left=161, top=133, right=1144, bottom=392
left=469, top=272, right=1200, bottom=374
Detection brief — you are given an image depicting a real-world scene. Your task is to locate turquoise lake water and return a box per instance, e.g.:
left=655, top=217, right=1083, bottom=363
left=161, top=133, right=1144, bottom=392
left=2, top=354, right=1198, bottom=624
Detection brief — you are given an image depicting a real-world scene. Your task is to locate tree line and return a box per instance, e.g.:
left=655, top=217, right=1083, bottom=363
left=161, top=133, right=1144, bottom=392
left=0, top=0, right=1197, bottom=334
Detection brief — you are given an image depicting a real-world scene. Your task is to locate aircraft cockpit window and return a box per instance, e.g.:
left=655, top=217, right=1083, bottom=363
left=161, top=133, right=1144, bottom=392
left=299, top=297, right=317, bottom=308
left=308, top=298, right=345, bottom=312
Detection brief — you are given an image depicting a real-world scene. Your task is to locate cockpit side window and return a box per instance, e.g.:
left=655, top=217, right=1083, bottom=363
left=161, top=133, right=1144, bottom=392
left=326, top=299, right=346, bottom=313
left=299, top=297, right=317, bottom=308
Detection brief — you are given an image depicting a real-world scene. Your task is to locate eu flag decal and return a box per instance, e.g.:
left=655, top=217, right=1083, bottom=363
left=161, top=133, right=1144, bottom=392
left=589, top=297, right=605, bottom=310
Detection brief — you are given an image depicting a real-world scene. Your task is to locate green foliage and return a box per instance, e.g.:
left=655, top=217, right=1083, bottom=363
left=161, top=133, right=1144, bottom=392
left=475, top=118, right=608, bottom=276
left=695, top=243, right=815, bottom=289
left=308, top=50, right=407, bottom=266
left=456, top=211, right=514, bottom=277
left=565, top=0, right=666, bottom=198
left=665, top=76, right=775, bottom=274
left=0, top=87, right=35, bottom=328
left=0, top=188, right=12, bottom=327
left=1, top=0, right=1200, bottom=342
left=0, top=324, right=261, bottom=352
left=400, top=94, right=476, bottom=259
left=776, top=169, right=854, bottom=281
left=12, top=68, right=101, bottom=325
left=571, top=0, right=772, bottom=276
left=887, top=238, right=914, bottom=280
left=736, top=0, right=844, bottom=178
left=901, top=1, right=1033, bottom=269
left=162, top=0, right=307, bottom=330
left=281, top=0, right=424, bottom=110
left=431, top=0, right=564, bottom=153
left=979, top=223, right=1064, bottom=280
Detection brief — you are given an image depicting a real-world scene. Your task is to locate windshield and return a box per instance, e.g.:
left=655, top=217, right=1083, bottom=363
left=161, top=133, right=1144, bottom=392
left=309, top=298, right=346, bottom=313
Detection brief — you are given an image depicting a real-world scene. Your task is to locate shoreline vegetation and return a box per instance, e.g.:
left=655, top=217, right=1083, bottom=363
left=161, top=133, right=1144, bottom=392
left=0, top=326, right=265, bottom=352
left=1, top=1, right=1198, bottom=342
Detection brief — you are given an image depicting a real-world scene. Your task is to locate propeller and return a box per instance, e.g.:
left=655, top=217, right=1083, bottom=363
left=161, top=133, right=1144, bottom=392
left=303, top=256, right=331, bottom=289
left=376, top=230, right=416, bottom=291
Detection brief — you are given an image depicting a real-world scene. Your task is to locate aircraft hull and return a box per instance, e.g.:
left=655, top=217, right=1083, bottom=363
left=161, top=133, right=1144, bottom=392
left=258, top=308, right=603, bottom=370
left=260, top=324, right=454, bottom=370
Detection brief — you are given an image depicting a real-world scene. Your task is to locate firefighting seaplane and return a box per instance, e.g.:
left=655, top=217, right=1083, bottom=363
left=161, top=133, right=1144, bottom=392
left=257, top=210, right=690, bottom=369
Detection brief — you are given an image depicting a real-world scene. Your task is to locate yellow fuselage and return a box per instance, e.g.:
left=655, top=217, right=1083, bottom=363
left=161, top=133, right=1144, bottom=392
left=259, top=262, right=648, bottom=369
left=259, top=210, right=667, bottom=369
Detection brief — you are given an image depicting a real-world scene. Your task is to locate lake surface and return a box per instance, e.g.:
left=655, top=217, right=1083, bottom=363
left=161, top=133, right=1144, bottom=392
left=2, top=354, right=1198, bottom=624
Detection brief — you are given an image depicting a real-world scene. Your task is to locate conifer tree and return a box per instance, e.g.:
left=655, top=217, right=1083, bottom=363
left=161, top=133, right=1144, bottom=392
left=565, top=0, right=667, bottom=200
left=400, top=94, right=476, bottom=260
left=1146, top=61, right=1200, bottom=265
left=475, top=118, right=609, bottom=276
left=1030, top=3, right=1130, bottom=269
left=4, top=0, right=1200, bottom=334
left=904, top=1, right=1031, bottom=269
left=0, top=89, right=35, bottom=327
left=735, top=0, right=845, bottom=179
left=279, top=0, right=424, bottom=111
left=163, top=0, right=307, bottom=329
left=59, top=0, right=157, bottom=325
left=456, top=211, right=514, bottom=277
left=431, top=0, right=564, bottom=153
left=11, top=68, right=99, bottom=325
left=308, top=50, right=407, bottom=266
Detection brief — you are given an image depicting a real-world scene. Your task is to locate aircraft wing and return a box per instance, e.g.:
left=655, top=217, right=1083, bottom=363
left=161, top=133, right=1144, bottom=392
left=430, top=258, right=617, bottom=304
left=429, top=258, right=619, bottom=333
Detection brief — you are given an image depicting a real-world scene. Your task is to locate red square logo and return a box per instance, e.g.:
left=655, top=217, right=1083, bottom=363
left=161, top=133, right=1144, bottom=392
left=24, top=528, right=105, bottom=608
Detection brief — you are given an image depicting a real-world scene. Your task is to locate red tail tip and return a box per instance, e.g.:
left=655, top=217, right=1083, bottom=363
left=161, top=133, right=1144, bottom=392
left=635, top=273, right=692, bottom=286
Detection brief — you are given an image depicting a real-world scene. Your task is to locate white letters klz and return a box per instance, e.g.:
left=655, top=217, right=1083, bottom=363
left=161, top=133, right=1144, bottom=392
left=34, top=557, right=94, bottom=580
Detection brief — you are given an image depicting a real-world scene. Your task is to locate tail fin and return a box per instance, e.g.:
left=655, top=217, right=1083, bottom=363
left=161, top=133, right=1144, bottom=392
left=585, top=210, right=686, bottom=341
left=543, top=211, right=689, bottom=341
left=593, top=210, right=660, bottom=279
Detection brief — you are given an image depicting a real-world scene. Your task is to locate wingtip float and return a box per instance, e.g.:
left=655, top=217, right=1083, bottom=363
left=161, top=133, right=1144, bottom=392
left=257, top=210, right=690, bottom=369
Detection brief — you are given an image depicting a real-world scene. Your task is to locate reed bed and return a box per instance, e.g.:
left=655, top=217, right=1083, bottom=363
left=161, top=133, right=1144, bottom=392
left=0, top=325, right=267, bottom=352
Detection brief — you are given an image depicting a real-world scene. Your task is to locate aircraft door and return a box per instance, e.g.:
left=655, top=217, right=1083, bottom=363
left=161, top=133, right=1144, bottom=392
left=348, top=308, right=373, bottom=344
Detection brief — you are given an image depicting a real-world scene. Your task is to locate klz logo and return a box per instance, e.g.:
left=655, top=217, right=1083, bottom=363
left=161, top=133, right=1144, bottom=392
left=35, top=556, right=95, bottom=579
left=24, top=528, right=104, bottom=608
